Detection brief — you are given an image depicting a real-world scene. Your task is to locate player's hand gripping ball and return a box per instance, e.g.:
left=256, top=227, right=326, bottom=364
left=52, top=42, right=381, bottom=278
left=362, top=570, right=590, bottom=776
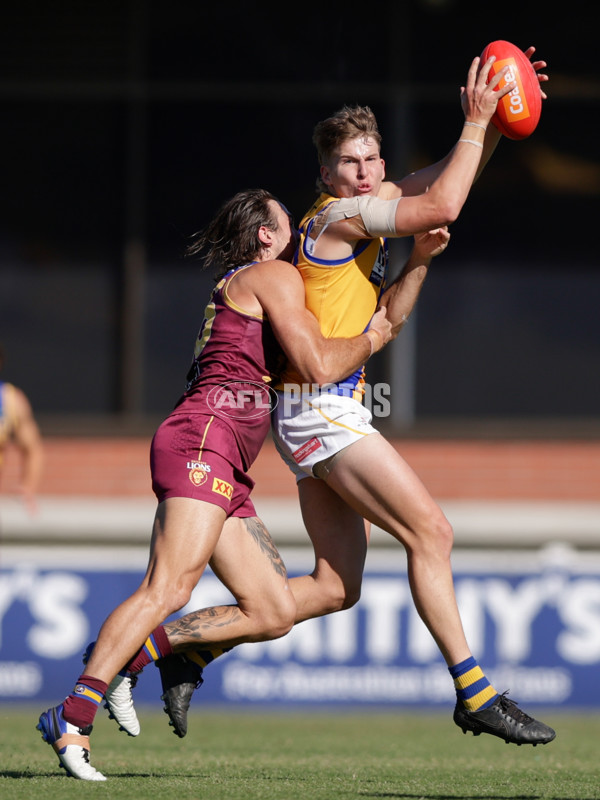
left=481, top=40, right=542, bottom=139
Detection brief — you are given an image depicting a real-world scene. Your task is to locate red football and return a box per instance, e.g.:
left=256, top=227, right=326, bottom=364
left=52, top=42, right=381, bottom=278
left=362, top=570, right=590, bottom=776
left=480, top=40, right=542, bottom=140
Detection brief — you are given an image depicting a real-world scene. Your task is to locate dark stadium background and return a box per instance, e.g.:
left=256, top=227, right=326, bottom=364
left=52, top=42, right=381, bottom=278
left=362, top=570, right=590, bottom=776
left=1, top=0, right=598, bottom=433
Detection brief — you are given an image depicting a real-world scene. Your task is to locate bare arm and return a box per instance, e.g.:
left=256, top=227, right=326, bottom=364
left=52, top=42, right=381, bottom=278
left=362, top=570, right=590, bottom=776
left=320, top=49, right=549, bottom=254
left=318, top=55, right=513, bottom=253
left=389, top=46, right=548, bottom=199
left=244, top=260, right=392, bottom=384
left=391, top=121, right=502, bottom=200
left=8, top=386, right=43, bottom=513
left=379, top=227, right=451, bottom=337
left=386, top=56, right=515, bottom=233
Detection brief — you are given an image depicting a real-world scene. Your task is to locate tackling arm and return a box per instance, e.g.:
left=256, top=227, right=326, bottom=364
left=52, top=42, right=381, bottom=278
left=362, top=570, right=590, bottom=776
left=251, top=261, right=391, bottom=385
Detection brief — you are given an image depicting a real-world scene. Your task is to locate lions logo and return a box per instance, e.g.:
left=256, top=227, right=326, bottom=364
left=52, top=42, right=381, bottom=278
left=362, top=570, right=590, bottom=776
left=188, top=460, right=211, bottom=487
left=189, top=468, right=208, bottom=486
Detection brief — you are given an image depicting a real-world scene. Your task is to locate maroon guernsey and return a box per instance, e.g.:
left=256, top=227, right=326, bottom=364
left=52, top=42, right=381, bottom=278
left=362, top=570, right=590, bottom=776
left=150, top=263, right=284, bottom=516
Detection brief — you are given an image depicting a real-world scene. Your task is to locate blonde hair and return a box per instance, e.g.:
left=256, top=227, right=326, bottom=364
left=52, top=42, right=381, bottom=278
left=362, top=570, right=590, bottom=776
left=312, top=105, right=382, bottom=193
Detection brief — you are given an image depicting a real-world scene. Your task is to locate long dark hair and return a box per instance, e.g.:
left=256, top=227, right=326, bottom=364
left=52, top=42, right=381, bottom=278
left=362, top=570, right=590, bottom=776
left=186, top=188, right=282, bottom=279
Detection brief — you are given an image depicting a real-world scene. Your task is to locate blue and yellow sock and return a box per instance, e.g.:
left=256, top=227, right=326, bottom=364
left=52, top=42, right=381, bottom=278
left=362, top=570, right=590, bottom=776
left=449, top=656, right=498, bottom=711
left=186, top=647, right=231, bottom=671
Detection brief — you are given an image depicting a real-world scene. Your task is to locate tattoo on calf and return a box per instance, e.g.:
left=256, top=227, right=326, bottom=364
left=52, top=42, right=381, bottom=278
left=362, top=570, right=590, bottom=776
left=167, top=605, right=240, bottom=646
left=164, top=518, right=288, bottom=648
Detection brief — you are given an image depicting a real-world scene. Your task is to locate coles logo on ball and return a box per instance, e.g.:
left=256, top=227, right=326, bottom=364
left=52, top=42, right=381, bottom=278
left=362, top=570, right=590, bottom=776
left=207, top=380, right=279, bottom=420
left=494, top=58, right=530, bottom=122
left=480, top=40, right=542, bottom=140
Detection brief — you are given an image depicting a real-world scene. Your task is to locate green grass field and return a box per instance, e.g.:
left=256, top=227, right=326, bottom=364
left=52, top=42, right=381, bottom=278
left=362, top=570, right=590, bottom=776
left=1, top=706, right=598, bottom=799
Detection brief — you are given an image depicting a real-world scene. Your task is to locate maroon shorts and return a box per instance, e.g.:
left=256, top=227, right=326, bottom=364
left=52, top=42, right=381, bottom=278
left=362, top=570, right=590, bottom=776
left=150, top=412, right=256, bottom=517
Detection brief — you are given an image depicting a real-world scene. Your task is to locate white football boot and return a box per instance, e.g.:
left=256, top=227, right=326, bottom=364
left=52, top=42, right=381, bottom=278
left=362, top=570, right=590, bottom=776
left=37, top=704, right=106, bottom=781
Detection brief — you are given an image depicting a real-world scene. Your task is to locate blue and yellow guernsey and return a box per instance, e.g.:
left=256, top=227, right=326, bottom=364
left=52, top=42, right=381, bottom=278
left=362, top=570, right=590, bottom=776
left=278, top=193, right=388, bottom=400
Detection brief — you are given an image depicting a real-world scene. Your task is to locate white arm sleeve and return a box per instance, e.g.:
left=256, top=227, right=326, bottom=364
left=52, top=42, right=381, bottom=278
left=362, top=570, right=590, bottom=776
left=325, top=195, right=400, bottom=236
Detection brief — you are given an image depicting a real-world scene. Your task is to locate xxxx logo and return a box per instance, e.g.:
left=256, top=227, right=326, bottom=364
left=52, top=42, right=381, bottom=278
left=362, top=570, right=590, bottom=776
left=212, top=477, right=234, bottom=500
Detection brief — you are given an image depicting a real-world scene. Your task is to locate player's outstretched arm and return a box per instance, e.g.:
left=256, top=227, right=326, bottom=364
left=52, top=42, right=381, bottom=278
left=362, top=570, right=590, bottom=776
left=377, top=56, right=515, bottom=236
left=390, top=46, right=548, bottom=200
left=250, top=260, right=391, bottom=384
left=384, top=57, right=516, bottom=220
left=378, top=227, right=450, bottom=337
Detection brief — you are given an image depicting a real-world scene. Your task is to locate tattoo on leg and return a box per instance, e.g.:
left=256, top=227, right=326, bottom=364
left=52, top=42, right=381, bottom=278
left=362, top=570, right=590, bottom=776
left=167, top=605, right=241, bottom=647
left=243, top=517, right=287, bottom=578
left=165, top=518, right=287, bottom=648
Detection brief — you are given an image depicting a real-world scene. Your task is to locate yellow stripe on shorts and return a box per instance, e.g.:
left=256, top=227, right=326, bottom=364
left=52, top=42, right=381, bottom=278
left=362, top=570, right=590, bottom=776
left=308, top=400, right=370, bottom=437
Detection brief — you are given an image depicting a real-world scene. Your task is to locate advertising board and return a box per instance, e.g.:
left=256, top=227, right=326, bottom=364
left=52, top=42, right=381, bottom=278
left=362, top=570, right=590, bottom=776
left=1, top=545, right=598, bottom=707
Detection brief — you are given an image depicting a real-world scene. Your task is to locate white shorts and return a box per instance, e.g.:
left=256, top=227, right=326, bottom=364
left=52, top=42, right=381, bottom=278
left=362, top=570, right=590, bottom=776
left=271, top=391, right=378, bottom=481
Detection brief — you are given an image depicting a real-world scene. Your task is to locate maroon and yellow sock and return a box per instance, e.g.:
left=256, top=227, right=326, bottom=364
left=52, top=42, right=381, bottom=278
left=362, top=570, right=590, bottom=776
left=62, top=674, right=108, bottom=728
left=126, top=625, right=173, bottom=673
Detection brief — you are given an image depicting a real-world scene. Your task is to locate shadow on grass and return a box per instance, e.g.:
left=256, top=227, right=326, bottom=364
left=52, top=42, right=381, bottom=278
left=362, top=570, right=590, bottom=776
left=359, top=794, right=588, bottom=800
left=359, top=794, right=545, bottom=800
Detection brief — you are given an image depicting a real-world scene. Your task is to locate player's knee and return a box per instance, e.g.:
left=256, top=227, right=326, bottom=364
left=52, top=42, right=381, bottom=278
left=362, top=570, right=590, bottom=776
left=320, top=580, right=361, bottom=614
left=271, top=594, right=297, bottom=638
left=254, top=591, right=297, bottom=640
left=418, top=512, right=454, bottom=559
left=339, top=584, right=361, bottom=610
left=144, top=577, right=197, bottom=618
left=435, top=515, right=454, bottom=556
